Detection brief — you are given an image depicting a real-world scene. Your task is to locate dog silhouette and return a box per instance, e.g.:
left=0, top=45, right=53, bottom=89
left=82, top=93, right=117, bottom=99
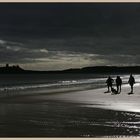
left=111, top=87, right=118, bottom=94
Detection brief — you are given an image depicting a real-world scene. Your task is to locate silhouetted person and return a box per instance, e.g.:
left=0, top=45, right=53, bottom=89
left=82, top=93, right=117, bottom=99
left=106, top=76, right=114, bottom=92
left=116, top=76, right=122, bottom=93
left=128, top=74, right=135, bottom=94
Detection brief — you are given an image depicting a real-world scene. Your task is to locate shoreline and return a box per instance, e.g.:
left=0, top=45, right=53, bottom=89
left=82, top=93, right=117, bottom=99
left=21, top=83, right=140, bottom=112
left=0, top=82, right=140, bottom=112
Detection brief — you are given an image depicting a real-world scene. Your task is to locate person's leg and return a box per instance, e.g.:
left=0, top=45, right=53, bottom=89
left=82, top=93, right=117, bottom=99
left=110, top=84, right=113, bottom=93
left=107, top=85, right=109, bottom=92
left=110, top=84, right=112, bottom=89
left=116, top=85, right=119, bottom=93
left=131, top=85, right=133, bottom=93
left=120, top=85, right=121, bottom=93
left=132, top=85, right=133, bottom=93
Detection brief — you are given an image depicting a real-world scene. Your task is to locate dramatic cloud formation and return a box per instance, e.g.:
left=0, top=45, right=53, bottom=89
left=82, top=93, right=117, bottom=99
left=0, top=3, right=140, bottom=70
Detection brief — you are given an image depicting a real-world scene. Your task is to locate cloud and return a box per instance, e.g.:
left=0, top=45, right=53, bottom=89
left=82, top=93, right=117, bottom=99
left=0, top=36, right=140, bottom=70
left=0, top=39, right=6, bottom=45
left=21, top=51, right=109, bottom=70
left=1, top=4, right=140, bottom=70
left=0, top=39, right=49, bottom=64
left=22, top=51, right=140, bottom=70
left=24, top=36, right=140, bottom=56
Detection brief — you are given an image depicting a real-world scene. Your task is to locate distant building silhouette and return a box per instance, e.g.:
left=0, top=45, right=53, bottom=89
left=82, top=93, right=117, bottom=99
left=6, top=64, right=9, bottom=68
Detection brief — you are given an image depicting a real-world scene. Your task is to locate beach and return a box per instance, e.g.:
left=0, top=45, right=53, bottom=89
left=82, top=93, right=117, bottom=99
left=1, top=2, right=140, bottom=138
left=0, top=80, right=140, bottom=137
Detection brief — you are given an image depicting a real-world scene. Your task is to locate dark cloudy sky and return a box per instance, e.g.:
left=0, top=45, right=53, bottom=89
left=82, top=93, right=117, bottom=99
left=0, top=3, right=140, bottom=70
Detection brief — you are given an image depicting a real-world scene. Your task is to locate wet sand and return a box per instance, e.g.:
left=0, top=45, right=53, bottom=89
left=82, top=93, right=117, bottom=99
left=0, top=84, right=140, bottom=137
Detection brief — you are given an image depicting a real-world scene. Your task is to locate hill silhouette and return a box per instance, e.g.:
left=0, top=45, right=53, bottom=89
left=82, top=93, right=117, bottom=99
left=1, top=64, right=140, bottom=74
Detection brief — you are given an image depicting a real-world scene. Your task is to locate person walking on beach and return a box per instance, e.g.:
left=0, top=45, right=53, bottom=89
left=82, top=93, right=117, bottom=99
left=128, top=74, right=135, bottom=94
left=116, top=76, right=122, bottom=93
left=106, top=76, right=114, bottom=92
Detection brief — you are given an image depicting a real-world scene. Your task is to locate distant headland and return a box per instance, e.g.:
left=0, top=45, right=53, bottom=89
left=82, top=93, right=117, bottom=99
left=1, top=64, right=140, bottom=74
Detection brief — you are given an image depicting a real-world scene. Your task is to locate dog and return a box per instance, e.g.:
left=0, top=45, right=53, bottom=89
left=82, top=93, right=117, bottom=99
left=111, top=87, right=118, bottom=94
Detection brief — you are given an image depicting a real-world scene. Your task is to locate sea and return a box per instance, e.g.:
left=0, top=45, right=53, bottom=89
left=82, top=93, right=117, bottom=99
left=0, top=73, right=137, bottom=98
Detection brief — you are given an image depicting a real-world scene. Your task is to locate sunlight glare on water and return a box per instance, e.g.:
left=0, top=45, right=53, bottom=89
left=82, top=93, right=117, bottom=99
left=83, top=102, right=140, bottom=113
